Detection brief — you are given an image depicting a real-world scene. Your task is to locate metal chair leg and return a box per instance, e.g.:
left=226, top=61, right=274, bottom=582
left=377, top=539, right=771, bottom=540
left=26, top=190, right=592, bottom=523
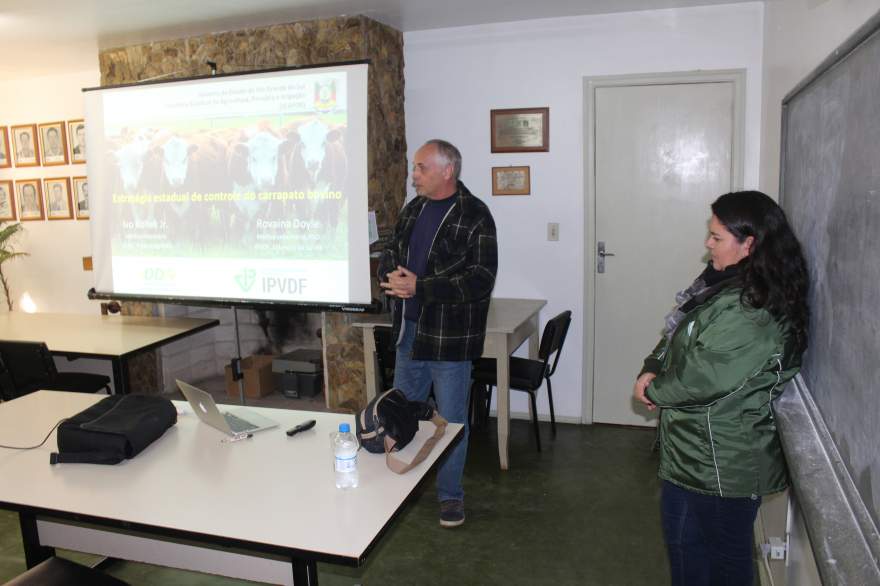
left=546, top=378, right=557, bottom=437
left=529, top=391, right=541, bottom=452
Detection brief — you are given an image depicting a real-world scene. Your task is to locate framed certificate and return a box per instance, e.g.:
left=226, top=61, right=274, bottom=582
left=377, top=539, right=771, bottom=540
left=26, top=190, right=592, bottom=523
left=490, top=107, right=549, bottom=153
left=492, top=166, right=531, bottom=196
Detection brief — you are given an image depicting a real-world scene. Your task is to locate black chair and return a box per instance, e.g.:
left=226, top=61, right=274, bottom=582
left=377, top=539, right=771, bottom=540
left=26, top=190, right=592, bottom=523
left=470, top=310, right=572, bottom=451
left=4, top=556, right=128, bottom=585
left=0, top=340, right=111, bottom=401
left=373, top=327, right=397, bottom=392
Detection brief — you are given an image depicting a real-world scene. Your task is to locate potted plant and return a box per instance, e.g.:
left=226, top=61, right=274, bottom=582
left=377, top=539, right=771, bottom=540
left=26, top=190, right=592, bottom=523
left=0, top=222, right=27, bottom=311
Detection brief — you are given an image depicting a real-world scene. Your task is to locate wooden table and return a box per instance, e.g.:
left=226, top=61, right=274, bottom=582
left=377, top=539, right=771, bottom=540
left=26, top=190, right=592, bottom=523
left=0, top=312, right=219, bottom=394
left=0, top=391, right=462, bottom=585
left=353, top=297, right=546, bottom=470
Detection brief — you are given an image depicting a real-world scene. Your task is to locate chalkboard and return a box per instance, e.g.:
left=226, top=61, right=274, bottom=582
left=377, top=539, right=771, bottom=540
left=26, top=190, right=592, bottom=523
left=779, top=9, right=880, bottom=575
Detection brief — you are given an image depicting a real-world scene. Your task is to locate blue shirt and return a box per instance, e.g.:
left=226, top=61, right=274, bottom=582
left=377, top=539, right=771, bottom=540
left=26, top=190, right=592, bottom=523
left=403, top=194, right=457, bottom=322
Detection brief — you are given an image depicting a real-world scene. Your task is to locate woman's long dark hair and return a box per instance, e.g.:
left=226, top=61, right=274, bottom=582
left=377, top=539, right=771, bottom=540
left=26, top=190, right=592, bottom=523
left=711, top=191, right=810, bottom=353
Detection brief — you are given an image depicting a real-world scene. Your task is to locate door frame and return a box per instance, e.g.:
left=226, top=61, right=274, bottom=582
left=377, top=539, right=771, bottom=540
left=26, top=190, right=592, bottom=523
left=580, top=69, right=746, bottom=424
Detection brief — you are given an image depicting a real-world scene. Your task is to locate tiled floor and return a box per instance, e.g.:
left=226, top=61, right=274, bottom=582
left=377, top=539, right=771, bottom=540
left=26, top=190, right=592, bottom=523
left=0, top=416, right=670, bottom=585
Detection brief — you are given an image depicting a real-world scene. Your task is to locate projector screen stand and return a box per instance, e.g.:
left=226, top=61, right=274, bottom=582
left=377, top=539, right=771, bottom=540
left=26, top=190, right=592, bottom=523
left=230, top=306, right=246, bottom=405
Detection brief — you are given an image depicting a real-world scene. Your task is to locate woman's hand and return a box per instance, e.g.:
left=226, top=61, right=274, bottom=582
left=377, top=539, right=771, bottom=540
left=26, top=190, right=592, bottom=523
left=634, top=372, right=657, bottom=411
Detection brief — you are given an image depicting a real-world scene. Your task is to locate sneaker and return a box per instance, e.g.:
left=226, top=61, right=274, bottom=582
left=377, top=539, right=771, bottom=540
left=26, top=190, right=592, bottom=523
left=439, top=499, right=465, bottom=528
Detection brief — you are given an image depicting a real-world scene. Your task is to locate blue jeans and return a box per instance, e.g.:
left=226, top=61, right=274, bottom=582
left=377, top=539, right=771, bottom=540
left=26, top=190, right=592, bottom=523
left=393, top=320, right=471, bottom=503
left=661, top=480, right=761, bottom=586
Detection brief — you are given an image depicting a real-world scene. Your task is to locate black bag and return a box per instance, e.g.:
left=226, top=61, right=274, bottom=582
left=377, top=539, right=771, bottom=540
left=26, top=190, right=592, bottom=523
left=50, top=394, right=177, bottom=465
left=356, top=388, right=447, bottom=474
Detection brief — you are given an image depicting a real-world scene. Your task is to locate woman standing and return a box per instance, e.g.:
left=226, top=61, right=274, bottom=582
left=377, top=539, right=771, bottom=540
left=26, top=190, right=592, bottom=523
left=634, top=191, right=809, bottom=586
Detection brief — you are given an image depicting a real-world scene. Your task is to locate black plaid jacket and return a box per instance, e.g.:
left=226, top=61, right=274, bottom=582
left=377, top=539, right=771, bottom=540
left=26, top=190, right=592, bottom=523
left=378, top=181, right=498, bottom=361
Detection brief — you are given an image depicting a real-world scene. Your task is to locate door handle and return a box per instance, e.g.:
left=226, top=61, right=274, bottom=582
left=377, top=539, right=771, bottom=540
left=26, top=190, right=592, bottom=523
left=597, top=241, right=615, bottom=273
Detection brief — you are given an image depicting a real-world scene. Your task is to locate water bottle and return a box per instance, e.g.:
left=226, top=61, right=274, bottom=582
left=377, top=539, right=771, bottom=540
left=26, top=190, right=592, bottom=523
left=333, top=423, right=359, bottom=489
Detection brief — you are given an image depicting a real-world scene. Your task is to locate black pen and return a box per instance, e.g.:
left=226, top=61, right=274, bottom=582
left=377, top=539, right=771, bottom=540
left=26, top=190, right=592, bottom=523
left=286, top=419, right=317, bottom=437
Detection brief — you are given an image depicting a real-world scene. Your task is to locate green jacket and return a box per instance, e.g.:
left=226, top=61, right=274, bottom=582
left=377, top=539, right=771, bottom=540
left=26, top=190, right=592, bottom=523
left=643, top=287, right=801, bottom=498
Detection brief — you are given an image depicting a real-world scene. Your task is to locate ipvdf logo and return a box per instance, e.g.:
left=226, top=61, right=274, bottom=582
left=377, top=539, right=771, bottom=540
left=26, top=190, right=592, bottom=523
left=235, top=268, right=256, bottom=292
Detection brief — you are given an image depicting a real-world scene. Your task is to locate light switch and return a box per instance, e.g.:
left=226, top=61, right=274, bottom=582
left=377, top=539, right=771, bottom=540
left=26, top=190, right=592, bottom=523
left=547, top=222, right=559, bottom=241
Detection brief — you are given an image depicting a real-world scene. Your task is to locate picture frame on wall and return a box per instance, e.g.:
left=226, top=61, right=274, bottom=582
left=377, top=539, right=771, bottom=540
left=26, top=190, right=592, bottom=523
left=44, top=177, right=73, bottom=220
left=11, top=124, right=40, bottom=167
left=0, top=180, right=15, bottom=221
left=38, top=121, right=69, bottom=166
left=68, top=119, right=86, bottom=164
left=490, top=107, right=549, bottom=153
left=72, top=176, right=89, bottom=220
left=16, top=179, right=44, bottom=221
left=492, top=166, right=531, bottom=196
left=0, top=127, right=10, bottom=169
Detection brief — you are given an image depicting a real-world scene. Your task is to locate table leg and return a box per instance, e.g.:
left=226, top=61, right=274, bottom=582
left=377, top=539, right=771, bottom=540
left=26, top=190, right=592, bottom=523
left=19, top=511, right=54, bottom=569
left=291, top=557, right=318, bottom=585
left=361, top=326, right=378, bottom=402
left=496, top=337, right=511, bottom=471
left=111, top=357, right=128, bottom=395
left=528, top=314, right=539, bottom=359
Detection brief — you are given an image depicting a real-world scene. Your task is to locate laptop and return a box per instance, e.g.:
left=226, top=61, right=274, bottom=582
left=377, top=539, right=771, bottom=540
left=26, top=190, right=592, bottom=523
left=176, top=379, right=279, bottom=436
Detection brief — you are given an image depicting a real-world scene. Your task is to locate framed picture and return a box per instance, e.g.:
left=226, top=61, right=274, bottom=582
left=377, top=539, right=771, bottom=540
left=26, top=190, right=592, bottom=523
left=72, top=176, right=90, bottom=220
left=11, top=124, right=40, bottom=167
left=38, top=121, right=69, bottom=166
left=492, top=166, right=531, bottom=196
left=490, top=107, right=549, bottom=153
left=16, top=179, right=44, bottom=221
left=0, top=180, right=15, bottom=221
left=0, top=127, right=10, bottom=169
left=68, top=119, right=86, bottom=164
left=44, top=177, right=73, bottom=220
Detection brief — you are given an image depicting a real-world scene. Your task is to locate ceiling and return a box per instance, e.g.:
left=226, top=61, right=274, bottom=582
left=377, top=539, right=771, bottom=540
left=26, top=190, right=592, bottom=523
left=0, top=0, right=757, bottom=79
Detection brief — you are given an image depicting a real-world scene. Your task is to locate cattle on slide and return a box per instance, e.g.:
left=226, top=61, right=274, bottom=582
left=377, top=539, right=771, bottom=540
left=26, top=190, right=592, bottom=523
left=226, top=125, right=299, bottom=245
left=286, top=119, right=348, bottom=234
left=153, top=131, right=229, bottom=249
left=105, top=128, right=161, bottom=234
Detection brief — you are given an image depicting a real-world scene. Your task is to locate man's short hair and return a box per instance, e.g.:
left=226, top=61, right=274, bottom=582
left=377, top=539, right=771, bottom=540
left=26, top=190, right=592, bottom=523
left=424, top=139, right=462, bottom=180
left=47, top=127, right=59, bottom=136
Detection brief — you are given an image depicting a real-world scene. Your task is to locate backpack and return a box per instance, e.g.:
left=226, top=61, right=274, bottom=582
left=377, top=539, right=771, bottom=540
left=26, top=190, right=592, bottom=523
left=356, top=388, right=447, bottom=474
left=50, top=394, right=177, bottom=465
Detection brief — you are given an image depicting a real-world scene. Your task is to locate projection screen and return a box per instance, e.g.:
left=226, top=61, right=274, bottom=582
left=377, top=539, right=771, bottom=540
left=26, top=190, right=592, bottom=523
left=84, top=62, right=370, bottom=308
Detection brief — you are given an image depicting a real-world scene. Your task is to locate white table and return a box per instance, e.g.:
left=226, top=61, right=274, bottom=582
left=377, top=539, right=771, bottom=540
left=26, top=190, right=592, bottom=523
left=0, top=391, right=461, bottom=585
left=353, top=297, right=546, bottom=470
left=0, top=312, right=219, bottom=393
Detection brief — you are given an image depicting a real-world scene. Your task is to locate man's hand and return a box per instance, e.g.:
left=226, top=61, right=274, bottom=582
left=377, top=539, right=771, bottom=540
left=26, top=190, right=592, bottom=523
left=633, top=372, right=657, bottom=411
left=380, top=265, right=417, bottom=298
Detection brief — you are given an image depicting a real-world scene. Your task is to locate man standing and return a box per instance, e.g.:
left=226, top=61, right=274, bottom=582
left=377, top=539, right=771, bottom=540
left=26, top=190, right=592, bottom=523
left=378, top=139, right=497, bottom=528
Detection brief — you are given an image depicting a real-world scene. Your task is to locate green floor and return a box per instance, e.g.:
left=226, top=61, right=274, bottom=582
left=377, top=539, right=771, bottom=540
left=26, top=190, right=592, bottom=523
left=0, top=419, right=668, bottom=585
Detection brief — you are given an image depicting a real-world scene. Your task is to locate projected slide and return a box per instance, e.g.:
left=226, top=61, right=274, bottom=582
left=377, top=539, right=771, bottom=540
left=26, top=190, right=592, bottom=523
left=86, top=63, right=369, bottom=305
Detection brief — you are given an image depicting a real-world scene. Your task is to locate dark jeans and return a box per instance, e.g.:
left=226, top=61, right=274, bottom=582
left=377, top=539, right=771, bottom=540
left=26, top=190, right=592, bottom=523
left=661, top=480, right=761, bottom=586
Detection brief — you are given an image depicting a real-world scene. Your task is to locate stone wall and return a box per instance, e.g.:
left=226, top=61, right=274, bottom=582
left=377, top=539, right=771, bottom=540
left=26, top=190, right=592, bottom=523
left=98, top=16, right=406, bottom=407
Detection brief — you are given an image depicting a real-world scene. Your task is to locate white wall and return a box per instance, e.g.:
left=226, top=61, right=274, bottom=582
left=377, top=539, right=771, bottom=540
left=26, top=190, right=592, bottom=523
left=0, top=69, right=101, bottom=315
left=758, top=3, right=880, bottom=584
left=404, top=2, right=765, bottom=421
left=759, top=0, right=880, bottom=193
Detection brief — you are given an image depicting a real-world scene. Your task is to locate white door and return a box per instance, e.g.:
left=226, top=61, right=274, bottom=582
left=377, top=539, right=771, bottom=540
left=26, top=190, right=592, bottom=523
left=587, top=73, right=743, bottom=426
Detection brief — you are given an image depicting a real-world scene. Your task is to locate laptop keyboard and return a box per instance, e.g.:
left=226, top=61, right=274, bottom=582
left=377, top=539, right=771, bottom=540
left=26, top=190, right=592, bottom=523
left=224, top=412, right=258, bottom=433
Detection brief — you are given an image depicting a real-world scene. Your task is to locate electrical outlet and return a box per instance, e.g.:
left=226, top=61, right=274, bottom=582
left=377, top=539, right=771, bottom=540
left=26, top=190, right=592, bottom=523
left=547, top=222, right=559, bottom=241
left=769, top=536, right=786, bottom=560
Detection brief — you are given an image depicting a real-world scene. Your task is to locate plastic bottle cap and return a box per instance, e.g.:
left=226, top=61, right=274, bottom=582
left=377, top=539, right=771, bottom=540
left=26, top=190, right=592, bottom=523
left=339, top=423, right=350, bottom=433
